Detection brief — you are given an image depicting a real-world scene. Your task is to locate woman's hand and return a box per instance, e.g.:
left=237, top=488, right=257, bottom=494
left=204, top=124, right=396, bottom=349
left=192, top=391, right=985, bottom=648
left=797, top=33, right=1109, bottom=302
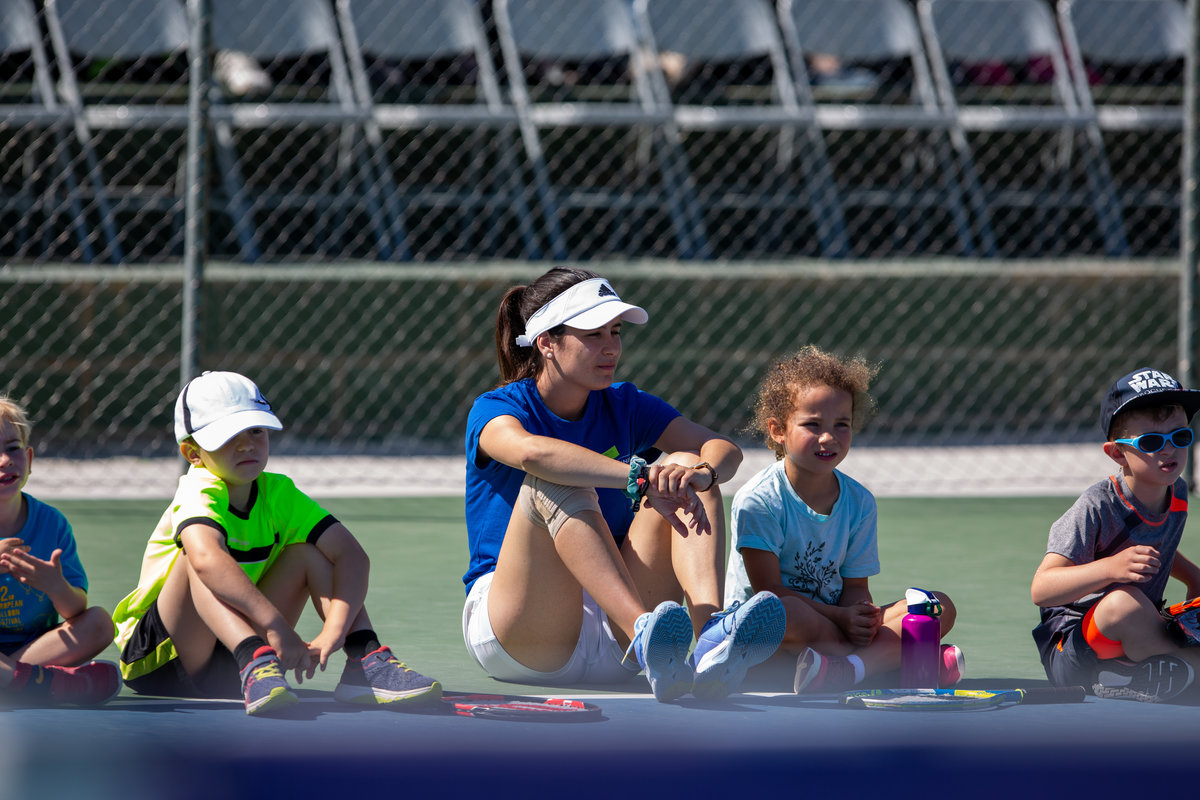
left=643, top=463, right=710, bottom=535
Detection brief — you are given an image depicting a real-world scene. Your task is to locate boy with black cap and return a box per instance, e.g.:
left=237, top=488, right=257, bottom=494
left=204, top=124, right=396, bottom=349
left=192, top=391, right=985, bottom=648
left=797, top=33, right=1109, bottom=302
left=1032, top=367, right=1200, bottom=702
left=112, top=371, right=441, bottom=715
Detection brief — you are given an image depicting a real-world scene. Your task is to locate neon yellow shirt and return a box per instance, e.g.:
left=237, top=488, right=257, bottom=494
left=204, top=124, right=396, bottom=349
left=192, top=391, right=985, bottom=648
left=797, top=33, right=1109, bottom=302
left=113, top=466, right=335, bottom=648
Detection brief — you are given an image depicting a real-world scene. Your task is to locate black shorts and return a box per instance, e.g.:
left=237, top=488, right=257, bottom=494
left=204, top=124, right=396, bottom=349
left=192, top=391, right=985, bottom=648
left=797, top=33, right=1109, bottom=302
left=120, top=600, right=240, bottom=699
left=1032, top=604, right=1101, bottom=687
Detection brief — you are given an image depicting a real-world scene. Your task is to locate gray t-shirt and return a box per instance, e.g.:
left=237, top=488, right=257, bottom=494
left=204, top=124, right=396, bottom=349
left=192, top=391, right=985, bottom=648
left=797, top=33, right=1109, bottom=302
left=1046, top=472, right=1188, bottom=609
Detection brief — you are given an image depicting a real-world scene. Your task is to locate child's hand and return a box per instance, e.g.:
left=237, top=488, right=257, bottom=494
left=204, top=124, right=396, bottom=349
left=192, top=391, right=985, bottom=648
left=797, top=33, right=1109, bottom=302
left=307, top=628, right=346, bottom=673
left=0, top=546, right=66, bottom=593
left=1109, top=545, right=1161, bottom=585
left=266, top=625, right=318, bottom=684
left=840, top=601, right=882, bottom=647
left=0, top=538, right=29, bottom=574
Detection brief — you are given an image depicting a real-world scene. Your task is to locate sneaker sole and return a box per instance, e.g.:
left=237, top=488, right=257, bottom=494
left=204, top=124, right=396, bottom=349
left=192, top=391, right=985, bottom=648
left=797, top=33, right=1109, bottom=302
left=643, top=605, right=694, bottom=703
left=245, top=686, right=300, bottom=716
left=792, top=649, right=818, bottom=694
left=334, top=680, right=443, bottom=708
left=693, top=594, right=786, bottom=700
left=1094, top=657, right=1194, bottom=703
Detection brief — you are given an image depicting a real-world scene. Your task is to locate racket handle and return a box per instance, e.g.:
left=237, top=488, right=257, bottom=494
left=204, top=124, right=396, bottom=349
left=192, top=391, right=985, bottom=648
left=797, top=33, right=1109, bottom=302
left=1019, top=685, right=1086, bottom=705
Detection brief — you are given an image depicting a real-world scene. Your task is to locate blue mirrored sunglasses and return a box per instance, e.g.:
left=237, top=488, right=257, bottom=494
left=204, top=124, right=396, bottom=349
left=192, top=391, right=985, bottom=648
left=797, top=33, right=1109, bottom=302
left=1114, top=427, right=1194, bottom=454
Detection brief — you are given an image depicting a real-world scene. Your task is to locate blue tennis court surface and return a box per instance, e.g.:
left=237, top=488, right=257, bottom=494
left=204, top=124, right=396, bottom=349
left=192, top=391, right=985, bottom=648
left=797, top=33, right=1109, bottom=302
left=6, top=685, right=1196, bottom=799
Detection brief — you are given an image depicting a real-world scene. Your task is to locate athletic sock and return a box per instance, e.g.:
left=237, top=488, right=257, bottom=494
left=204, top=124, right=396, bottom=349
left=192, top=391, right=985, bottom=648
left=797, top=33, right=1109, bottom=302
left=343, top=629, right=381, bottom=661
left=234, top=636, right=270, bottom=672
left=847, top=655, right=865, bottom=685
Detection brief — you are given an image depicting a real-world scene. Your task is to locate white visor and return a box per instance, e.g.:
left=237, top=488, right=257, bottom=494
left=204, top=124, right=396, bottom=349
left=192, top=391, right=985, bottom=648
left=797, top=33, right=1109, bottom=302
left=515, top=278, right=648, bottom=347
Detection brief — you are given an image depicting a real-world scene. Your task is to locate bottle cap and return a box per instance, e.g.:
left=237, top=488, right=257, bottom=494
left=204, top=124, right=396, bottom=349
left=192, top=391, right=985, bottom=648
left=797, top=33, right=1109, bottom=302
left=905, top=587, right=941, bottom=616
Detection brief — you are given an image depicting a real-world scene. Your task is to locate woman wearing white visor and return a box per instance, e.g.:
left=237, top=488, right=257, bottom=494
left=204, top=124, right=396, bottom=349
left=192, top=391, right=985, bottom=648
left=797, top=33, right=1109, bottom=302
left=463, top=267, right=784, bottom=702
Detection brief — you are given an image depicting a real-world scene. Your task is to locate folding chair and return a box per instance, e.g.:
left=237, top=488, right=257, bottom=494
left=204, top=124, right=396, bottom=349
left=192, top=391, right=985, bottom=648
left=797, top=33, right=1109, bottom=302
left=1059, top=0, right=1186, bottom=255
left=45, top=0, right=208, bottom=262
left=636, top=0, right=848, bottom=258
left=779, top=0, right=986, bottom=255
left=337, top=0, right=540, bottom=259
left=0, top=0, right=91, bottom=260
left=210, top=0, right=392, bottom=260
left=918, top=0, right=1128, bottom=257
left=494, top=0, right=708, bottom=259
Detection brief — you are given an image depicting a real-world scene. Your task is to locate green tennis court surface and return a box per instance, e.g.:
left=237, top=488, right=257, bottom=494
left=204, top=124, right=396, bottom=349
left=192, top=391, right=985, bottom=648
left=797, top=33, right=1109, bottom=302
left=6, top=495, right=1198, bottom=798
left=66, top=495, right=1080, bottom=690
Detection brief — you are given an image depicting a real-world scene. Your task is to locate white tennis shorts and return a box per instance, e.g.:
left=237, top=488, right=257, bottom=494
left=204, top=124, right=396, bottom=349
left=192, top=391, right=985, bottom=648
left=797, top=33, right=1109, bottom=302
left=462, top=570, right=640, bottom=685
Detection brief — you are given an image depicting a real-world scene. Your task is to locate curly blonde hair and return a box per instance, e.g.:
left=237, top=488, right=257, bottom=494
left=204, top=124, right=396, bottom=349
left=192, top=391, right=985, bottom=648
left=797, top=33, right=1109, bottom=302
left=749, top=346, right=878, bottom=459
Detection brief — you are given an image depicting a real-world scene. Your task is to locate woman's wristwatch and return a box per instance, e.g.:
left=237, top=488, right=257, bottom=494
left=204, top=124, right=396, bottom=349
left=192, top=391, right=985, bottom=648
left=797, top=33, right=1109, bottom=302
left=691, top=461, right=717, bottom=492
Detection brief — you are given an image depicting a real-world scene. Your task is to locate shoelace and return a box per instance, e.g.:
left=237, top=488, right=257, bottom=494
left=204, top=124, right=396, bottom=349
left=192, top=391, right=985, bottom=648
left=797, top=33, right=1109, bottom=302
left=621, top=615, right=649, bottom=666
left=248, top=659, right=284, bottom=685
left=710, top=600, right=742, bottom=621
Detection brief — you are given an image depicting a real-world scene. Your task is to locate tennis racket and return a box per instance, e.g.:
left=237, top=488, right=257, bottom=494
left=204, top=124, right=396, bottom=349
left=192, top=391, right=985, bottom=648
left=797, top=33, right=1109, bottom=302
left=840, top=685, right=1086, bottom=711
left=1162, top=598, right=1200, bottom=645
left=441, top=691, right=603, bottom=721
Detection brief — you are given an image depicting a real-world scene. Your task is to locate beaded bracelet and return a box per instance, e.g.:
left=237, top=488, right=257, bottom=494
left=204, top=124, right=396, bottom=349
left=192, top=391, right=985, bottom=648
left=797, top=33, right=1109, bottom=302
left=625, top=455, right=649, bottom=512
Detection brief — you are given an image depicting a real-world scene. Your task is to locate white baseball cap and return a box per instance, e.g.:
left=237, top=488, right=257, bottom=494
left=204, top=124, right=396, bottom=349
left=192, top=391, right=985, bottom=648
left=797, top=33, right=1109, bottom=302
left=515, top=278, right=648, bottom=347
left=175, top=371, right=283, bottom=450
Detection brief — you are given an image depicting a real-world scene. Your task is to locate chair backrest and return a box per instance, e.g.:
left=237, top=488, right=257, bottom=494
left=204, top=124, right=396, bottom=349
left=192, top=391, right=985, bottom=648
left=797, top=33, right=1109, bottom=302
left=781, top=0, right=939, bottom=107
left=212, top=0, right=339, bottom=60
left=782, top=0, right=924, bottom=62
left=636, top=0, right=797, bottom=107
left=338, top=0, right=503, bottom=108
left=340, top=0, right=486, bottom=61
left=48, top=0, right=188, bottom=59
left=0, top=0, right=41, bottom=54
left=0, top=0, right=60, bottom=105
left=926, top=0, right=1063, bottom=62
left=920, top=0, right=1078, bottom=109
left=1064, top=0, right=1187, bottom=64
left=499, top=0, right=639, bottom=60
left=640, top=0, right=781, bottom=61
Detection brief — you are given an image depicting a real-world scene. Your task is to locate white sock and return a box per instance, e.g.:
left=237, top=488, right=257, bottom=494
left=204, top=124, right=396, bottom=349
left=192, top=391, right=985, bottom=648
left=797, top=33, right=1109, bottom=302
left=847, top=655, right=865, bottom=685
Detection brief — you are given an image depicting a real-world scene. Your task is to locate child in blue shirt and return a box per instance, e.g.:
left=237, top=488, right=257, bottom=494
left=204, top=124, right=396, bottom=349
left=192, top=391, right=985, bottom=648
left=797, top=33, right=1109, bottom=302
left=0, top=395, right=119, bottom=706
left=727, top=347, right=962, bottom=692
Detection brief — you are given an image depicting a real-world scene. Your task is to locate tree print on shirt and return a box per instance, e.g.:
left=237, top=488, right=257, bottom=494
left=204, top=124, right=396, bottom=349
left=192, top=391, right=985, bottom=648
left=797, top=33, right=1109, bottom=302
left=788, top=540, right=840, bottom=605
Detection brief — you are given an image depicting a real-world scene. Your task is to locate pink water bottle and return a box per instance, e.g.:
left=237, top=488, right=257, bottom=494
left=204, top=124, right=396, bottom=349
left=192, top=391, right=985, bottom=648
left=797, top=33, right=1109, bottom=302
left=900, top=587, right=941, bottom=688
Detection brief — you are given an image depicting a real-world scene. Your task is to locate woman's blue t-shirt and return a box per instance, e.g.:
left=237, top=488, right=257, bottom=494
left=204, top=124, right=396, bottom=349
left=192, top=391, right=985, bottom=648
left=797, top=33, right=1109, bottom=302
left=463, top=379, right=679, bottom=593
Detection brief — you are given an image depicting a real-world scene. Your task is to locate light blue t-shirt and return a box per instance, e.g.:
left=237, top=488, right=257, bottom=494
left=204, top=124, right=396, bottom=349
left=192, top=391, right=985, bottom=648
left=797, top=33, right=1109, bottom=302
left=724, top=459, right=879, bottom=608
left=0, top=494, right=87, bottom=648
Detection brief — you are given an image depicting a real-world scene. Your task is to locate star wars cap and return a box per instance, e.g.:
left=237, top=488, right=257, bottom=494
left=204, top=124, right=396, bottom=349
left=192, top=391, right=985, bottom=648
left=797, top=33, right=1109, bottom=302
left=1099, top=367, right=1200, bottom=437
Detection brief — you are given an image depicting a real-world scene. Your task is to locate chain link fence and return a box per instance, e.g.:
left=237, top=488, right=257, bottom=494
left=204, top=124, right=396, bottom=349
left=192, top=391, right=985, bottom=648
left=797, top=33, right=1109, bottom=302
left=0, top=0, right=1194, bottom=493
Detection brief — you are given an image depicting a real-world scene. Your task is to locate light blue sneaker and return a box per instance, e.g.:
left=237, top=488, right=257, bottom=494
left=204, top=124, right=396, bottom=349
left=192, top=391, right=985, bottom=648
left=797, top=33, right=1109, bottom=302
left=623, top=601, right=694, bottom=702
left=691, top=591, right=786, bottom=700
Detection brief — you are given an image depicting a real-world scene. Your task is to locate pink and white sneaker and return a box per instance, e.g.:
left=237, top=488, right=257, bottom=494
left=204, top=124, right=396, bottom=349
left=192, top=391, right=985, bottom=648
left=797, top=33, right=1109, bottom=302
left=940, top=644, right=965, bottom=687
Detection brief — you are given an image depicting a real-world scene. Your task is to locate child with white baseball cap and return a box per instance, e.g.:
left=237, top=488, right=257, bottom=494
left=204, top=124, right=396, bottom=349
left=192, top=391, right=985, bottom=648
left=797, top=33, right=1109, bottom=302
left=114, top=370, right=442, bottom=716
